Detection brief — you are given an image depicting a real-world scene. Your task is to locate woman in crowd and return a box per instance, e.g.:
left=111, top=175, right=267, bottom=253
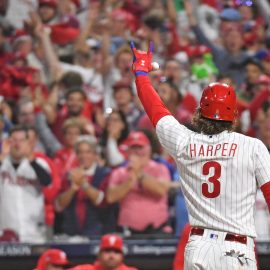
left=100, top=110, right=129, bottom=167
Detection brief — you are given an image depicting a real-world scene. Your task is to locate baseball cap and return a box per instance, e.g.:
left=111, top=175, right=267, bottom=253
left=125, top=131, right=150, bottom=147
left=35, top=249, right=70, bottom=270
left=10, top=29, right=31, bottom=48
left=100, top=234, right=123, bottom=252
left=220, top=8, right=242, bottom=21
left=49, top=23, right=80, bottom=45
left=186, top=45, right=211, bottom=58
left=39, top=0, right=58, bottom=8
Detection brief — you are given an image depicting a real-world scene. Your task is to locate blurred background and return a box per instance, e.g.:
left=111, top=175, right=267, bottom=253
left=0, top=0, right=270, bottom=269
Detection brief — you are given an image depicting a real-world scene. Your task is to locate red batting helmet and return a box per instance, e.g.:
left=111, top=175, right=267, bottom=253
left=200, top=82, right=237, bottom=122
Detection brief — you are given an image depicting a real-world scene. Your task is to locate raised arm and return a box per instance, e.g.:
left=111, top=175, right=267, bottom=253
left=131, top=42, right=191, bottom=157
left=184, top=2, right=221, bottom=55
left=35, top=112, right=62, bottom=156
left=130, top=41, right=171, bottom=127
left=34, top=23, right=63, bottom=81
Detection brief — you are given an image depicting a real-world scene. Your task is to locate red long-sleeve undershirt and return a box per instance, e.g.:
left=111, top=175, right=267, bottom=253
left=261, top=182, right=270, bottom=212
left=135, top=75, right=172, bottom=127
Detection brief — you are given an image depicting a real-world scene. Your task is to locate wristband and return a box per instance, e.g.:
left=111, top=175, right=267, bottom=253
left=135, top=71, right=148, bottom=77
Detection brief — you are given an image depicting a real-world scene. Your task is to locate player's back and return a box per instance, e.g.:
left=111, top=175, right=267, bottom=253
left=178, top=130, right=260, bottom=237
left=156, top=115, right=270, bottom=237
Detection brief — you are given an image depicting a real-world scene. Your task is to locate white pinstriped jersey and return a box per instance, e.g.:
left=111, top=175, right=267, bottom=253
left=156, top=115, right=270, bottom=237
left=0, top=157, right=49, bottom=243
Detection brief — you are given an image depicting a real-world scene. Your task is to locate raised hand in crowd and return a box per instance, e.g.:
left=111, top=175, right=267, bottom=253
left=0, top=139, right=10, bottom=162
left=74, top=2, right=101, bottom=53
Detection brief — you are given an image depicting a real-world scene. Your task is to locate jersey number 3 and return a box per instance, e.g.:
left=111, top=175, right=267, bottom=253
left=202, top=161, right=221, bottom=198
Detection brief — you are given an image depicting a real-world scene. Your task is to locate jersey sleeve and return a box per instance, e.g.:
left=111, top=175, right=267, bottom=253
left=255, top=139, right=270, bottom=187
left=135, top=75, right=171, bottom=127
left=156, top=115, right=191, bottom=158
left=135, top=75, right=191, bottom=157
left=32, top=158, right=52, bottom=186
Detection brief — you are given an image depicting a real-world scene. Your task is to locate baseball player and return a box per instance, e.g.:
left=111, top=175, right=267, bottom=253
left=130, top=41, right=270, bottom=269
left=69, top=234, right=138, bottom=270
left=34, top=249, right=70, bottom=270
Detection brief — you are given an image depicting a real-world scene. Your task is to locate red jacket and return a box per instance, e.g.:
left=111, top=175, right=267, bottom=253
left=53, top=148, right=78, bottom=180
left=34, top=152, right=61, bottom=226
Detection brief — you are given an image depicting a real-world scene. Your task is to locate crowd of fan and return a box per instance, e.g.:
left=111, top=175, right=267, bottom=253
left=0, top=0, right=270, bottom=243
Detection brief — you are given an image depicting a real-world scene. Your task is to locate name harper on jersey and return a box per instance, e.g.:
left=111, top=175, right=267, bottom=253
left=189, top=143, right=238, bottom=158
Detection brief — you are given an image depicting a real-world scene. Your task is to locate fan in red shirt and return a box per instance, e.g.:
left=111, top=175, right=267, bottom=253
left=69, top=234, right=138, bottom=270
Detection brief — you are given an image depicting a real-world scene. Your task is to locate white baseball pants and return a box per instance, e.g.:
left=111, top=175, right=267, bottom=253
left=184, top=228, right=257, bottom=269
